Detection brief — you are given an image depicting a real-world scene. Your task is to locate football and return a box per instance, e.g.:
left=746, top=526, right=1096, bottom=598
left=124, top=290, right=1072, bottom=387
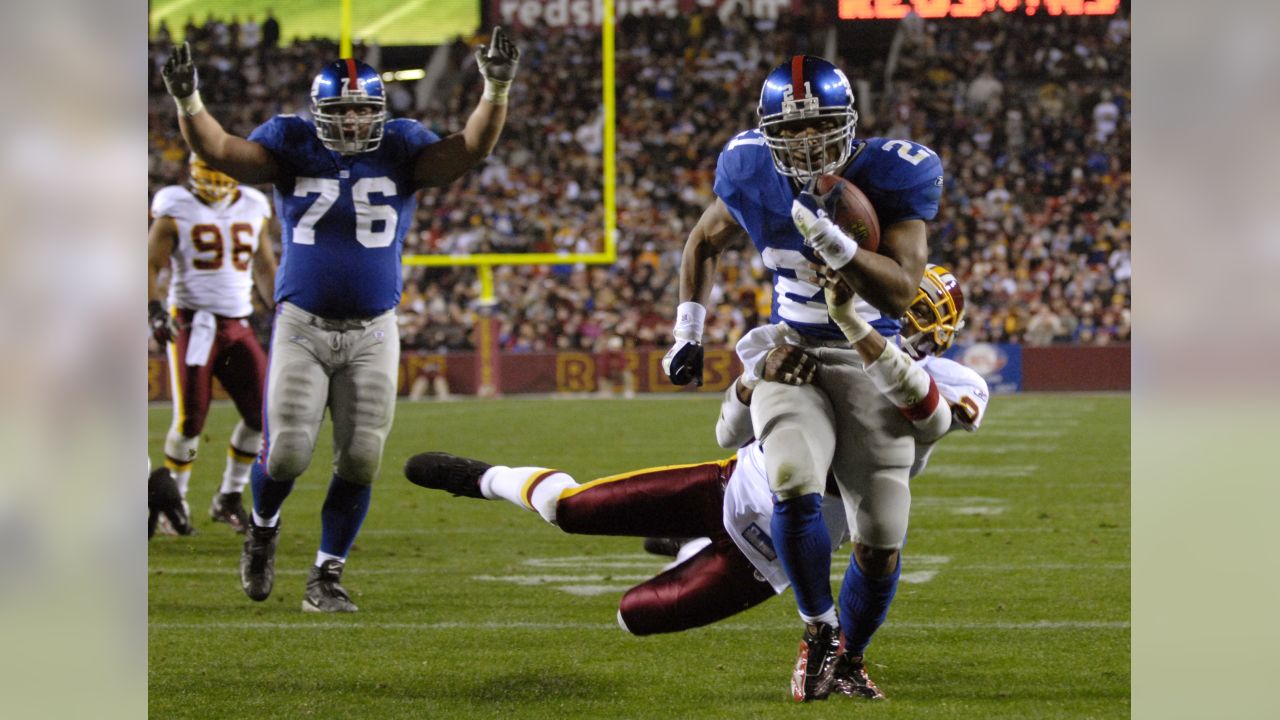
left=816, top=174, right=880, bottom=253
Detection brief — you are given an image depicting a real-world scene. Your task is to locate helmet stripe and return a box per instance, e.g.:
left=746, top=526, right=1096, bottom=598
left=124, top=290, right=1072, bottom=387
left=791, top=55, right=806, bottom=99
left=345, top=58, right=358, bottom=91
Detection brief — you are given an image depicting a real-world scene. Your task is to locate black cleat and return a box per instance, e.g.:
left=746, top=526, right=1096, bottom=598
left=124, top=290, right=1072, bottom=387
left=642, top=537, right=691, bottom=558
left=790, top=622, right=841, bottom=702
left=239, top=518, right=279, bottom=601
left=148, top=468, right=193, bottom=537
left=831, top=653, right=886, bottom=700
left=210, top=491, right=250, bottom=533
left=302, top=559, right=358, bottom=613
left=404, top=452, right=492, bottom=499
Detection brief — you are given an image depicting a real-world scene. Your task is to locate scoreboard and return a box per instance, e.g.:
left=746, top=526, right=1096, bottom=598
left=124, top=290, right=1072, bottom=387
left=838, top=0, right=1122, bottom=19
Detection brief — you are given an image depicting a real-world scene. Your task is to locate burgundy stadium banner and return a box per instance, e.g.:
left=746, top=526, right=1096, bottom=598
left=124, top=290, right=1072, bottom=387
left=148, top=344, right=1128, bottom=401
left=491, top=0, right=803, bottom=28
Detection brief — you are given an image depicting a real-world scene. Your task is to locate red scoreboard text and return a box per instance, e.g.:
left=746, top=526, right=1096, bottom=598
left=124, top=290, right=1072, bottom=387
left=839, top=0, right=1121, bottom=19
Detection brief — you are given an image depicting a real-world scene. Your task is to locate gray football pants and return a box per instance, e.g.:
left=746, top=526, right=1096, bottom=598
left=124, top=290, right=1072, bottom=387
left=750, top=345, right=915, bottom=550
left=263, top=302, right=399, bottom=486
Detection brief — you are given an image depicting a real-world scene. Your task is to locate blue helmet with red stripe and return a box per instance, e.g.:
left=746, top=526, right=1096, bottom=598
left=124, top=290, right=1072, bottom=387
left=757, top=55, right=858, bottom=180
left=310, top=58, right=387, bottom=154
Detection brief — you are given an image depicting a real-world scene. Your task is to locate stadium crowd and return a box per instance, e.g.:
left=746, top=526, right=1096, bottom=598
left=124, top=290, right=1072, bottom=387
left=148, top=6, right=1130, bottom=354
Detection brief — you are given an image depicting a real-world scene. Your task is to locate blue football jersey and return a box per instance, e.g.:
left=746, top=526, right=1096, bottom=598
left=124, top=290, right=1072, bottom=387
left=248, top=115, right=440, bottom=318
left=713, top=131, right=943, bottom=339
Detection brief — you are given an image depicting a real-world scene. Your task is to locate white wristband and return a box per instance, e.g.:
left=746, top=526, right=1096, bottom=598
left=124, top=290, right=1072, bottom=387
left=673, top=301, right=706, bottom=343
left=809, top=219, right=859, bottom=269
left=482, top=78, right=512, bottom=105
left=173, top=90, right=205, bottom=117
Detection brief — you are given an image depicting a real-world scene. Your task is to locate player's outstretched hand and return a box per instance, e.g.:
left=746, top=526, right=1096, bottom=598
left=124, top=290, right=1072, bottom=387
left=148, top=301, right=179, bottom=346
left=476, top=26, right=521, bottom=82
left=662, top=339, right=704, bottom=387
left=761, top=344, right=817, bottom=386
left=162, top=42, right=199, bottom=99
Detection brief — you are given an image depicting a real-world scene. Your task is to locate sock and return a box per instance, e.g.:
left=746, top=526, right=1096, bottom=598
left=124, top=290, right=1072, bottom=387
left=222, top=422, right=261, bottom=494
left=171, top=467, right=192, bottom=499
left=801, top=606, right=840, bottom=628
left=481, top=466, right=579, bottom=524
left=771, top=493, right=835, bottom=619
left=318, top=474, right=373, bottom=559
left=249, top=459, right=294, bottom=526
left=315, top=550, right=345, bottom=567
left=221, top=449, right=255, bottom=494
left=838, top=552, right=902, bottom=658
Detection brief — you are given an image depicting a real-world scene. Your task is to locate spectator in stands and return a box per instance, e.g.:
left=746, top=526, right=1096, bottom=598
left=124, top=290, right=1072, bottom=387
left=149, top=8, right=1130, bottom=354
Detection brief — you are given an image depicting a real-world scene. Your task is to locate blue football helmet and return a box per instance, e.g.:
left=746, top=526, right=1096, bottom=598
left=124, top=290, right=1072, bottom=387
left=310, top=59, right=387, bottom=154
left=757, top=55, right=858, bottom=180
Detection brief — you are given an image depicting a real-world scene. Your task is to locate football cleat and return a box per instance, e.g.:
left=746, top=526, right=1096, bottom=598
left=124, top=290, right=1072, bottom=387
left=239, top=518, right=280, bottom=602
left=790, top=621, right=841, bottom=702
left=403, top=452, right=491, bottom=499
left=831, top=653, right=886, bottom=700
left=209, top=492, right=250, bottom=533
left=302, top=559, right=358, bottom=613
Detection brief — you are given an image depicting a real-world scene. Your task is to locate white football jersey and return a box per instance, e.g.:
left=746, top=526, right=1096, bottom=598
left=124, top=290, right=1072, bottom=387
left=720, top=354, right=989, bottom=591
left=151, top=185, right=271, bottom=318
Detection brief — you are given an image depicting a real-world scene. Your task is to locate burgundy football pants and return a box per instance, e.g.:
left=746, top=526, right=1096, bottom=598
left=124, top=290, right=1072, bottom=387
left=555, top=458, right=777, bottom=635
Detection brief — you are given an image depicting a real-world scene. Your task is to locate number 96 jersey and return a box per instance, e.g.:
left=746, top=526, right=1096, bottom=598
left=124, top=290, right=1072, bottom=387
left=248, top=115, right=440, bottom=320
left=151, top=185, right=271, bottom=318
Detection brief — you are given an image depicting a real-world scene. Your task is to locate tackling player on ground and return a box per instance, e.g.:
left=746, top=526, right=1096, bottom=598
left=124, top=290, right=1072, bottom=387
left=406, top=268, right=986, bottom=701
left=148, top=154, right=276, bottom=535
left=161, top=28, right=520, bottom=612
left=662, top=55, right=946, bottom=700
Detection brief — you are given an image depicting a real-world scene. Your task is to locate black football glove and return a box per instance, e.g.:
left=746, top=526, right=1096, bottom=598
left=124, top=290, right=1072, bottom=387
left=148, top=467, right=193, bottom=538
left=662, top=340, right=704, bottom=387
left=476, top=26, right=520, bottom=83
left=161, top=42, right=199, bottom=99
left=149, top=301, right=178, bottom=345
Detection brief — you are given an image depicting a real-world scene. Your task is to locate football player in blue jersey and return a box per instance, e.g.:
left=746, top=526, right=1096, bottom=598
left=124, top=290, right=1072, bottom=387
left=161, top=28, right=521, bottom=612
left=662, top=55, right=946, bottom=700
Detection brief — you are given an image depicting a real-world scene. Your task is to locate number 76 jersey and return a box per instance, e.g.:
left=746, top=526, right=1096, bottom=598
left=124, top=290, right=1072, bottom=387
left=248, top=114, right=441, bottom=319
left=151, top=184, right=271, bottom=318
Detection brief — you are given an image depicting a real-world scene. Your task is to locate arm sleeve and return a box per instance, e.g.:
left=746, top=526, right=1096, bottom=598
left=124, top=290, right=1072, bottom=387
left=715, top=382, right=754, bottom=449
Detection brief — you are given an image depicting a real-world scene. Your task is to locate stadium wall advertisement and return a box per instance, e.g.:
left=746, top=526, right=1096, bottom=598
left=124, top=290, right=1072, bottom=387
left=147, top=344, right=1129, bottom=401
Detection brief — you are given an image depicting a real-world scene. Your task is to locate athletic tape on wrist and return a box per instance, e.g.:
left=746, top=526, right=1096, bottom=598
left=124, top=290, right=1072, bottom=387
left=482, top=78, right=512, bottom=105
left=174, top=91, right=205, bottom=117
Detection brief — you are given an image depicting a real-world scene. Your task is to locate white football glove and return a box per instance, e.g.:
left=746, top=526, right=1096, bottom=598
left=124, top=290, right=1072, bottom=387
left=791, top=183, right=858, bottom=269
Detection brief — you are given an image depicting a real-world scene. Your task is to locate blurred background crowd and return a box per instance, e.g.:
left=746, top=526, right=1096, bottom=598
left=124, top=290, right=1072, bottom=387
left=148, top=5, right=1130, bottom=354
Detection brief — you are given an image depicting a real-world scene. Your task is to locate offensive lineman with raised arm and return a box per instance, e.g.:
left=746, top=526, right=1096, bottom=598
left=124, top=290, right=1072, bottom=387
left=662, top=55, right=945, bottom=699
left=160, top=28, right=521, bottom=612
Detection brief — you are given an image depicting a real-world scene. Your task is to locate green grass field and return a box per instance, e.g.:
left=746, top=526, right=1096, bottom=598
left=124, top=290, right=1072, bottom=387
left=149, top=394, right=1130, bottom=719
